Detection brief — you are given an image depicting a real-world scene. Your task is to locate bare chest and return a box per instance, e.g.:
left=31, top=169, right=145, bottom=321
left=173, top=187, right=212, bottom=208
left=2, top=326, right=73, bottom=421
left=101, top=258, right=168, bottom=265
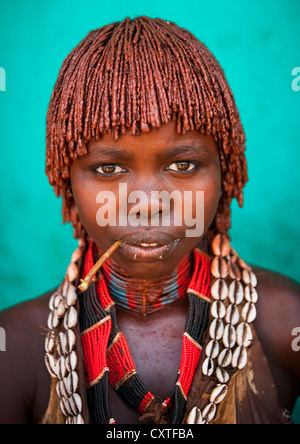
left=108, top=300, right=189, bottom=424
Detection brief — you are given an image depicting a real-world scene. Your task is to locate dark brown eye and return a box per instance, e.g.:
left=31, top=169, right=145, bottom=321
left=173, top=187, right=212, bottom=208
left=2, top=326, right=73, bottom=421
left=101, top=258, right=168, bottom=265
left=167, top=161, right=196, bottom=172
left=176, top=161, right=190, bottom=171
left=96, top=165, right=124, bottom=175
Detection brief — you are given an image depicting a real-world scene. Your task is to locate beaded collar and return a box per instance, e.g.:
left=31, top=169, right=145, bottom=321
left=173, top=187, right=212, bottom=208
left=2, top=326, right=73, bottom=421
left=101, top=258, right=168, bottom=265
left=101, top=252, right=193, bottom=316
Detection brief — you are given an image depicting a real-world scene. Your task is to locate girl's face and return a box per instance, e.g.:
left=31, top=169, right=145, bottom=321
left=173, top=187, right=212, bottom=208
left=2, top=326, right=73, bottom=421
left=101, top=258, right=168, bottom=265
left=70, top=121, right=221, bottom=279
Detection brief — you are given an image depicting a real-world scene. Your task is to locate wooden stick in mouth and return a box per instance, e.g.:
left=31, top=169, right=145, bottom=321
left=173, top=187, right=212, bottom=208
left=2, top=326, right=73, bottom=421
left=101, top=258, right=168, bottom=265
left=78, top=240, right=122, bottom=292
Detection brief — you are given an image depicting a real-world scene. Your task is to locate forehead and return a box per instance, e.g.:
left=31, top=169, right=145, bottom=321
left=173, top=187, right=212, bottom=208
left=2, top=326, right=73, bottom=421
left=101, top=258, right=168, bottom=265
left=87, top=121, right=219, bottom=160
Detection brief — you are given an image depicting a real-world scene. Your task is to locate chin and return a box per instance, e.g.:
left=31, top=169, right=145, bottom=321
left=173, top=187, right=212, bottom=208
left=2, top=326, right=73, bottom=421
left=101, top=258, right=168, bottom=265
left=113, top=254, right=183, bottom=279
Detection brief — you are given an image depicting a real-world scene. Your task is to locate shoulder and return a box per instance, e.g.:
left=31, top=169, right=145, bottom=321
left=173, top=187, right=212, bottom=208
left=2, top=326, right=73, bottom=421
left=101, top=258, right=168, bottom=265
left=0, top=289, right=54, bottom=328
left=252, top=264, right=300, bottom=332
left=250, top=265, right=300, bottom=384
left=0, top=289, right=54, bottom=351
left=0, top=289, right=56, bottom=423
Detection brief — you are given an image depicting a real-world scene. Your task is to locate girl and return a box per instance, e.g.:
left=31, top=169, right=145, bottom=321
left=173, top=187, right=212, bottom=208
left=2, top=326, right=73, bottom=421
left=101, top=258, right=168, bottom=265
left=0, top=16, right=299, bottom=424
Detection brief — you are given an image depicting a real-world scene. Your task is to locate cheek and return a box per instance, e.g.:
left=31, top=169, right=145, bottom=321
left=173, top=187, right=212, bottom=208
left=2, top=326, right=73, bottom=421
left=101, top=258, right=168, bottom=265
left=190, top=170, right=221, bottom=230
left=205, top=175, right=222, bottom=217
left=203, top=183, right=222, bottom=229
left=70, top=167, right=103, bottom=235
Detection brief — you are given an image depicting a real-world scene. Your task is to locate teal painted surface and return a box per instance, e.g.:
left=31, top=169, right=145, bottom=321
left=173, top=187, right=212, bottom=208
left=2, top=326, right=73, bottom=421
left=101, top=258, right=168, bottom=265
left=0, top=0, right=299, bottom=423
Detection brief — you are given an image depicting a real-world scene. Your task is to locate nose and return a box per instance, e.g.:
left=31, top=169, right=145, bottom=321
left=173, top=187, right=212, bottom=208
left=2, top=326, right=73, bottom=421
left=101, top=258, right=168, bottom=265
left=118, top=180, right=176, bottom=228
left=130, top=190, right=170, bottom=226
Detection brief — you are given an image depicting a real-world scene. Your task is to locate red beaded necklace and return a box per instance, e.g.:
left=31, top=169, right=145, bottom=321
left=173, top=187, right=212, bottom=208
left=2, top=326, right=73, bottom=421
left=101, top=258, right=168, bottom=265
left=101, top=252, right=193, bottom=316
left=78, top=242, right=211, bottom=424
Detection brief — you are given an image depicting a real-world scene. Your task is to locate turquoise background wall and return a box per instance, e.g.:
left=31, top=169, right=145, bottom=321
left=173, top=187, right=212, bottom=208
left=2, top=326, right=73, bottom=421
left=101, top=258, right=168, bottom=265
left=0, top=0, right=299, bottom=422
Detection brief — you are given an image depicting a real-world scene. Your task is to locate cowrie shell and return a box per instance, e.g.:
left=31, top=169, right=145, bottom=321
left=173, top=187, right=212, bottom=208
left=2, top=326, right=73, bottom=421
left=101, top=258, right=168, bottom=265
left=225, top=304, right=240, bottom=326
left=236, top=322, right=252, bottom=348
left=211, top=301, right=226, bottom=319
left=228, top=261, right=241, bottom=281
left=242, top=268, right=252, bottom=285
left=211, top=234, right=231, bottom=257
left=202, top=357, right=214, bottom=376
left=53, top=293, right=63, bottom=310
left=209, top=318, right=224, bottom=341
left=65, top=371, right=79, bottom=397
left=56, top=381, right=63, bottom=399
left=62, top=396, right=73, bottom=416
left=250, top=271, right=257, bottom=287
left=242, top=269, right=257, bottom=287
left=61, top=281, right=69, bottom=298
left=202, top=403, right=216, bottom=422
left=205, top=340, right=220, bottom=359
left=68, top=306, right=78, bottom=328
left=228, top=281, right=244, bottom=305
left=58, top=332, right=67, bottom=356
left=63, top=306, right=78, bottom=330
left=66, top=285, right=77, bottom=307
left=211, top=257, right=229, bottom=279
left=49, top=292, right=58, bottom=311
left=186, top=407, right=202, bottom=424
left=68, top=393, right=82, bottom=415
left=66, top=398, right=75, bottom=417
left=73, top=414, right=84, bottom=425
left=242, top=302, right=257, bottom=324
left=45, top=353, right=58, bottom=378
left=57, top=300, right=67, bottom=318
left=217, top=348, right=232, bottom=368
left=47, top=310, right=60, bottom=329
left=59, top=379, right=69, bottom=399
left=223, top=324, right=236, bottom=349
left=60, top=399, right=68, bottom=417
left=210, top=384, right=228, bottom=404
left=57, top=332, right=65, bottom=356
left=244, top=286, right=258, bottom=303
left=70, top=351, right=78, bottom=370
left=66, top=350, right=78, bottom=372
left=211, top=279, right=228, bottom=301
left=78, top=238, right=85, bottom=248
left=45, top=334, right=55, bottom=353
left=66, top=329, right=77, bottom=353
left=71, top=248, right=82, bottom=263
left=67, top=263, right=79, bottom=283
left=57, top=356, right=67, bottom=380
left=216, top=367, right=229, bottom=384
left=47, top=311, right=53, bottom=330
left=74, top=393, right=83, bottom=414
left=232, top=345, right=248, bottom=370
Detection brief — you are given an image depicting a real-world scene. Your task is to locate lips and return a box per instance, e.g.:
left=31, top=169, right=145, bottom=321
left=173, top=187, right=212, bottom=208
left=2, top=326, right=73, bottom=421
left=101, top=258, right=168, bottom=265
left=117, top=233, right=181, bottom=262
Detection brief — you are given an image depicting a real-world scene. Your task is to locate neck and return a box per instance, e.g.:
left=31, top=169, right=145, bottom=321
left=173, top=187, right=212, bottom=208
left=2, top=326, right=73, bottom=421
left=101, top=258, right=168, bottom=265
left=101, top=254, right=193, bottom=316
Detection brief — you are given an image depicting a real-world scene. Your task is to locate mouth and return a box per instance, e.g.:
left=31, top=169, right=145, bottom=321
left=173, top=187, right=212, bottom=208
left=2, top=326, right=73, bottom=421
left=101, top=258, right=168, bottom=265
left=117, top=233, right=181, bottom=262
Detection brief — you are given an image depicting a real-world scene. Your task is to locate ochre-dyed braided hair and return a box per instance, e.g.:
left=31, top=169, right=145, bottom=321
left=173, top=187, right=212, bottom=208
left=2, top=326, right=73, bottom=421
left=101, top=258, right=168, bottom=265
left=46, top=16, right=248, bottom=240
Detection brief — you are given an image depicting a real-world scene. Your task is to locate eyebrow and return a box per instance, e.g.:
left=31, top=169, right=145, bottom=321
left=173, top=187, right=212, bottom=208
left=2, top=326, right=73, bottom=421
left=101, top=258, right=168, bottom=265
left=83, top=142, right=209, bottom=161
left=83, top=147, right=133, bottom=161
left=160, top=144, right=210, bottom=158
